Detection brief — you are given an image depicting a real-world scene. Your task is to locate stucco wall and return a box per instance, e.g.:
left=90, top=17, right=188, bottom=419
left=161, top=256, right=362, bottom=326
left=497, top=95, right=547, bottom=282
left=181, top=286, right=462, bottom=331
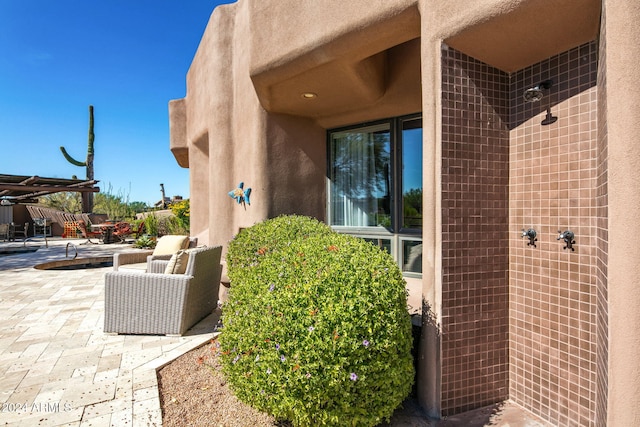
left=595, top=5, right=608, bottom=427
left=169, top=2, right=328, bottom=249
left=170, top=0, right=640, bottom=423
left=603, top=1, right=640, bottom=425
left=170, top=0, right=424, bottom=248
left=247, top=0, right=420, bottom=120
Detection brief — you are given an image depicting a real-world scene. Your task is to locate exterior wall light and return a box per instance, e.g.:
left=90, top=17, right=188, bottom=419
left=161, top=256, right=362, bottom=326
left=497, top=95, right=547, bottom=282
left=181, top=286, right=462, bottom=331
left=301, top=92, right=317, bottom=99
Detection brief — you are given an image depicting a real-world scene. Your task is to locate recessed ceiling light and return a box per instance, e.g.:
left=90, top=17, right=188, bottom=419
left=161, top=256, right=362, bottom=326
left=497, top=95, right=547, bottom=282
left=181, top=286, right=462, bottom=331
left=301, top=92, right=317, bottom=99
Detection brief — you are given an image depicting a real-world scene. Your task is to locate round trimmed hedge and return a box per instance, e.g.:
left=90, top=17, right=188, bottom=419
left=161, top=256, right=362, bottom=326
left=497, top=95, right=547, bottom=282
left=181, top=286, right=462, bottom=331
left=220, top=216, right=414, bottom=427
left=226, top=215, right=334, bottom=275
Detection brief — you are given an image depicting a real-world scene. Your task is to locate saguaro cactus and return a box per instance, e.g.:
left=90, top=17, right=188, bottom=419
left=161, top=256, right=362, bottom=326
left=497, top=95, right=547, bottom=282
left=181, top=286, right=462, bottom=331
left=60, top=105, right=95, bottom=213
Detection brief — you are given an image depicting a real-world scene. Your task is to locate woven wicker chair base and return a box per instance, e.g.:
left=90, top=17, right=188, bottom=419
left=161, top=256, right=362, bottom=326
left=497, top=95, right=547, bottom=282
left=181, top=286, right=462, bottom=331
left=104, top=246, right=222, bottom=336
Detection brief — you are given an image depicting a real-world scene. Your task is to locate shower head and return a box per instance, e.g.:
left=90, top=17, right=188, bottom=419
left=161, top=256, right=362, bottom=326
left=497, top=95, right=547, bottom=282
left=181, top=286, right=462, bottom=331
left=523, top=79, right=553, bottom=102
left=523, top=87, right=544, bottom=102
left=541, top=108, right=557, bottom=125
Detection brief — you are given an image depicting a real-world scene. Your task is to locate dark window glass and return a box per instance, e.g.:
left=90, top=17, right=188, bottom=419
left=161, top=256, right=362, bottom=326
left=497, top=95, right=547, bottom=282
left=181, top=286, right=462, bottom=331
left=329, top=123, right=391, bottom=227
left=328, top=114, right=422, bottom=276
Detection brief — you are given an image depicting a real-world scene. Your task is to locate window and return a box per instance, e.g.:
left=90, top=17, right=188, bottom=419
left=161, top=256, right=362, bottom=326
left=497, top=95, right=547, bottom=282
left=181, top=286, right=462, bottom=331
left=328, top=114, right=422, bottom=276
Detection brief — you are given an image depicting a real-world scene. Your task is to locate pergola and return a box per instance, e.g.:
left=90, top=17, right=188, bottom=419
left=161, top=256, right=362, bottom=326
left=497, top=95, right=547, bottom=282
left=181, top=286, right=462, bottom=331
left=0, top=174, right=99, bottom=205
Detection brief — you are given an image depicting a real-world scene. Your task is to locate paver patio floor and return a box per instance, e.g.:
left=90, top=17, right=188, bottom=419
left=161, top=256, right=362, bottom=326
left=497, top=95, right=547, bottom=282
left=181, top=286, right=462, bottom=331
left=0, top=238, right=218, bottom=426
left=0, top=238, right=550, bottom=427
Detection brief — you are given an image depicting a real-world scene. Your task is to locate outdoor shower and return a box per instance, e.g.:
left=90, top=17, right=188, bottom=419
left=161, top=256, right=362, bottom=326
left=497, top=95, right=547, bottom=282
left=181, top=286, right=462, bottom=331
left=523, top=79, right=557, bottom=125
left=523, top=79, right=553, bottom=102
left=541, top=108, right=557, bottom=125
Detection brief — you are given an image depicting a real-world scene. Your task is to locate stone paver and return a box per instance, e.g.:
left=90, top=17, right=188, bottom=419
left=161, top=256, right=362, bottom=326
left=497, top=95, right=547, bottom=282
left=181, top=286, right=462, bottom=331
left=1, top=238, right=551, bottom=427
left=0, top=239, right=218, bottom=427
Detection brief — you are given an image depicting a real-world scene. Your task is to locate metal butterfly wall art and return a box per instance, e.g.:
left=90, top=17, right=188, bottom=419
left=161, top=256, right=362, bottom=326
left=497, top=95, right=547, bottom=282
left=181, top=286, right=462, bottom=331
left=228, top=182, right=251, bottom=206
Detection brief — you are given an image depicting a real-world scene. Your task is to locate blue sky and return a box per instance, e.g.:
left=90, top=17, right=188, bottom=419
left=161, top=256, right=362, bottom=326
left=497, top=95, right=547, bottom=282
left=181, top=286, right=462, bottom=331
left=0, top=1, right=233, bottom=206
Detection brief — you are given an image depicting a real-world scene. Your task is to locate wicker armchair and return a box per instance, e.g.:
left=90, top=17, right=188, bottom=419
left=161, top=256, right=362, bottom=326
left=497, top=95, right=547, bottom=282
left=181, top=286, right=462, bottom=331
left=111, top=249, right=154, bottom=271
left=112, top=235, right=197, bottom=272
left=104, top=245, right=222, bottom=335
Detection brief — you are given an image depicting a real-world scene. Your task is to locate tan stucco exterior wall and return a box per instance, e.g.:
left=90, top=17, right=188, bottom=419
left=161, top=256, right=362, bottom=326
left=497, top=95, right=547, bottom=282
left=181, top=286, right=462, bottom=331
left=170, top=0, right=425, bottom=248
left=170, top=0, right=640, bottom=424
left=170, top=2, right=328, bottom=249
left=603, top=1, right=640, bottom=425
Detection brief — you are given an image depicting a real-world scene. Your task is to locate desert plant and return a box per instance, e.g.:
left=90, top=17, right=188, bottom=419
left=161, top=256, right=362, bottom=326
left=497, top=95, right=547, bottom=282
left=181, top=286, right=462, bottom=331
left=92, top=185, right=135, bottom=221
left=40, top=192, right=82, bottom=214
left=133, top=235, right=156, bottom=249
left=153, top=214, right=185, bottom=236
left=161, top=215, right=188, bottom=235
left=169, top=199, right=190, bottom=231
left=128, top=201, right=149, bottom=214
left=220, top=216, right=414, bottom=427
left=143, top=213, right=159, bottom=236
left=60, top=105, right=95, bottom=213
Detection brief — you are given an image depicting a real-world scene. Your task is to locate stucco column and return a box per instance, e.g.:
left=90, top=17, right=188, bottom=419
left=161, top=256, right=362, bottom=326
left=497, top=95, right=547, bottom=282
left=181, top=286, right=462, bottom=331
left=416, top=25, right=443, bottom=418
left=604, top=1, right=640, bottom=424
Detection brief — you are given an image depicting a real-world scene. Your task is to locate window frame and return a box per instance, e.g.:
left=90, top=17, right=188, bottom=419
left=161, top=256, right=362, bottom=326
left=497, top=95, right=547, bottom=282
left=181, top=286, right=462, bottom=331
left=327, top=113, right=422, bottom=277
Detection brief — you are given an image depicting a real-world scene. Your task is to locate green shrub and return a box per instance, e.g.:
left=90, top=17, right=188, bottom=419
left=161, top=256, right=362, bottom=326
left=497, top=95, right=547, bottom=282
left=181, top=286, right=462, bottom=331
left=169, top=199, right=190, bottom=231
left=158, top=215, right=188, bottom=236
left=220, top=216, right=414, bottom=427
left=226, top=215, right=333, bottom=275
left=133, top=235, right=156, bottom=249
left=143, top=213, right=159, bottom=236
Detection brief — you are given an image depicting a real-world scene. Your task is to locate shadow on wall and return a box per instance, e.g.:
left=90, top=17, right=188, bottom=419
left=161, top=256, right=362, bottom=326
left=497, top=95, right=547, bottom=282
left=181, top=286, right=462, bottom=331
left=414, top=299, right=533, bottom=425
left=264, top=113, right=326, bottom=219
left=453, top=42, right=597, bottom=130
left=416, top=299, right=442, bottom=419
left=509, top=43, right=597, bottom=129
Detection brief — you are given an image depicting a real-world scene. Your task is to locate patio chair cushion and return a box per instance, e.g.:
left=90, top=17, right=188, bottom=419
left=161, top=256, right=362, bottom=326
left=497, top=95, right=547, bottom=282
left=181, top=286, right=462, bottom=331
left=152, top=235, right=190, bottom=257
left=164, top=249, right=190, bottom=274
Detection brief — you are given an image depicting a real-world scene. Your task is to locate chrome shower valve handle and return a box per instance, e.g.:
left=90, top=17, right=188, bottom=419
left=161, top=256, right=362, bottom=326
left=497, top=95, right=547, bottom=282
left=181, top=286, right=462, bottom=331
left=521, top=228, right=537, bottom=247
left=557, top=230, right=575, bottom=251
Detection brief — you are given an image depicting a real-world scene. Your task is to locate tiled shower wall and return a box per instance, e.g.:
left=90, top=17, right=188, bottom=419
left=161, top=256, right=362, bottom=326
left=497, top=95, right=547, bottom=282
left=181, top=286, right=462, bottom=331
left=440, top=47, right=510, bottom=415
left=509, top=42, right=598, bottom=426
left=441, top=41, right=601, bottom=424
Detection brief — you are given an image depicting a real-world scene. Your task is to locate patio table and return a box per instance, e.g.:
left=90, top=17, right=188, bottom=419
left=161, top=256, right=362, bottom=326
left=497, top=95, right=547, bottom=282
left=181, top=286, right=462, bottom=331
left=91, top=223, right=116, bottom=244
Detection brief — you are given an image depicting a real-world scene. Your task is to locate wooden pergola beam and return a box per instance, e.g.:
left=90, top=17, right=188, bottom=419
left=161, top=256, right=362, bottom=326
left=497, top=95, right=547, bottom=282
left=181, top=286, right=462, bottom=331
left=0, top=175, right=100, bottom=205
left=0, top=184, right=100, bottom=193
left=0, top=176, right=39, bottom=197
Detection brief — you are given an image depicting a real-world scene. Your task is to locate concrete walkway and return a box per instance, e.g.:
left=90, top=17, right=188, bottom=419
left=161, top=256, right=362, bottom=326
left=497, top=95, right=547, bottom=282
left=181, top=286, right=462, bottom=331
left=0, top=238, right=219, bottom=426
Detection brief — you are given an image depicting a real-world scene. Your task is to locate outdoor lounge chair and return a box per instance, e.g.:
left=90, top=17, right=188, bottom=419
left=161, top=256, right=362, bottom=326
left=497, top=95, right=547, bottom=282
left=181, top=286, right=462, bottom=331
left=77, top=220, right=102, bottom=244
left=103, top=245, right=222, bottom=335
left=128, top=221, right=145, bottom=239
left=0, top=223, right=9, bottom=241
left=12, top=223, right=28, bottom=241
left=112, top=222, right=132, bottom=243
left=112, top=235, right=197, bottom=272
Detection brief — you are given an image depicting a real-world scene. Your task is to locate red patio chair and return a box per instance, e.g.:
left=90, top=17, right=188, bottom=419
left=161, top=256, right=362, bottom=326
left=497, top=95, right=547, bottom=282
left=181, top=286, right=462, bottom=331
left=77, top=220, right=102, bottom=244
left=131, top=221, right=145, bottom=238
left=113, top=222, right=133, bottom=243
